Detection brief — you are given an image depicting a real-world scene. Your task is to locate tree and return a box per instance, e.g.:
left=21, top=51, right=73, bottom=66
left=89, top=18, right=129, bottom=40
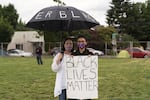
left=88, top=26, right=116, bottom=51
left=137, top=0, right=150, bottom=41
left=0, top=17, right=14, bottom=42
left=142, top=0, right=150, bottom=40
left=106, top=0, right=131, bottom=31
left=53, top=0, right=66, bottom=5
left=16, top=19, right=32, bottom=31
left=107, top=0, right=150, bottom=41
left=125, top=1, right=150, bottom=41
left=0, top=4, right=19, bottom=42
left=0, top=5, right=2, bottom=17
left=123, top=2, right=142, bottom=38
left=2, top=4, right=19, bottom=29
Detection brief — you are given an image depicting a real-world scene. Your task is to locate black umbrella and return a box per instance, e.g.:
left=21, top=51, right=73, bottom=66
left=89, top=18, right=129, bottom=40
left=26, top=6, right=99, bottom=32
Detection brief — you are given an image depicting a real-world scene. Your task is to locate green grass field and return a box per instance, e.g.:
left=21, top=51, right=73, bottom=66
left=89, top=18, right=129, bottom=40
left=0, top=57, right=150, bottom=100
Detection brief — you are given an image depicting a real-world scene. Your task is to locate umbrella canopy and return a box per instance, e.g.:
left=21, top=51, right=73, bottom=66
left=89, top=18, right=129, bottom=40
left=26, top=6, right=99, bottom=32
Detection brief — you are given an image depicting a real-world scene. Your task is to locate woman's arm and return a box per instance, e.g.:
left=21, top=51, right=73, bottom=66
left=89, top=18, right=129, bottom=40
left=51, top=53, right=63, bottom=72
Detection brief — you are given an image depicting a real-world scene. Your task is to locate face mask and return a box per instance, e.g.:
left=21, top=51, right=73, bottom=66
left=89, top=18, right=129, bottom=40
left=78, top=43, right=86, bottom=49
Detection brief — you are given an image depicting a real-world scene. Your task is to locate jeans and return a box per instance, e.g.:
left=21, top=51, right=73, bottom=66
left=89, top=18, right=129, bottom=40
left=59, top=89, right=91, bottom=100
left=59, top=89, right=67, bottom=100
left=36, top=54, right=43, bottom=65
left=68, top=99, right=91, bottom=100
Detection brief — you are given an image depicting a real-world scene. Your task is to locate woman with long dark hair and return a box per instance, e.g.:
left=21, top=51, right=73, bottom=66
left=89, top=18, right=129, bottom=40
left=51, top=38, right=74, bottom=100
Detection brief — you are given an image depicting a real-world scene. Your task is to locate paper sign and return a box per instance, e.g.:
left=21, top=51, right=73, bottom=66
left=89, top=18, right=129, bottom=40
left=64, top=55, right=98, bottom=99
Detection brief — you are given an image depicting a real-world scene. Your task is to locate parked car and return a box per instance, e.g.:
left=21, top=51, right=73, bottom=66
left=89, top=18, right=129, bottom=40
left=7, top=49, right=33, bottom=57
left=146, top=48, right=150, bottom=52
left=50, top=47, right=61, bottom=56
left=0, top=49, right=8, bottom=56
left=126, top=47, right=150, bottom=58
left=87, top=48, right=104, bottom=56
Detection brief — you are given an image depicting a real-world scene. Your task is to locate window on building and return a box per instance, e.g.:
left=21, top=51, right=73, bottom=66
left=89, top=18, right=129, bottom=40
left=16, top=44, right=23, bottom=50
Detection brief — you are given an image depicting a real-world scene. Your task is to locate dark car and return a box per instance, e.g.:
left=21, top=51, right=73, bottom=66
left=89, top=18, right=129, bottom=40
left=126, top=47, right=150, bottom=58
left=50, top=47, right=61, bottom=56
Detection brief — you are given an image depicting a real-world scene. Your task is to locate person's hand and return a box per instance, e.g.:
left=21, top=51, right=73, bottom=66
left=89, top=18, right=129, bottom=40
left=88, top=54, right=92, bottom=57
left=56, top=53, right=63, bottom=65
left=69, top=54, right=74, bottom=58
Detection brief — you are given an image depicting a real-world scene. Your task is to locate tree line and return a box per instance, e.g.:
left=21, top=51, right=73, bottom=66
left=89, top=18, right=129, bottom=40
left=107, top=0, right=150, bottom=41
left=0, top=4, right=30, bottom=42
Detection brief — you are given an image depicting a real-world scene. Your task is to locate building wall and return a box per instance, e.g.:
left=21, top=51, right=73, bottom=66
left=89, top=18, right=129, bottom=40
left=7, top=31, right=44, bottom=53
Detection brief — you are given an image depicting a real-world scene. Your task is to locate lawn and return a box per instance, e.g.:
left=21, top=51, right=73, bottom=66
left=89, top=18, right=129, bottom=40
left=0, top=57, right=150, bottom=100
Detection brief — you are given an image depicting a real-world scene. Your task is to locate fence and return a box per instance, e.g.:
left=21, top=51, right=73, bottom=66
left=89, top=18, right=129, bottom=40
left=0, top=42, right=9, bottom=56
left=1, top=41, right=150, bottom=56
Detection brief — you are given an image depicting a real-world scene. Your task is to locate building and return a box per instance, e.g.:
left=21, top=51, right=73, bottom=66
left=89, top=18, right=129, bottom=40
left=7, top=31, right=44, bottom=54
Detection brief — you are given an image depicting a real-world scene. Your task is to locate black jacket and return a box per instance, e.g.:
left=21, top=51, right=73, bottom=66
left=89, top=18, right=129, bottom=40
left=72, top=48, right=93, bottom=56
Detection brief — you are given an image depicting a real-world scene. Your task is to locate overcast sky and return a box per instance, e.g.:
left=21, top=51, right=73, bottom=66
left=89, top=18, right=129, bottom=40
left=0, top=0, right=146, bottom=26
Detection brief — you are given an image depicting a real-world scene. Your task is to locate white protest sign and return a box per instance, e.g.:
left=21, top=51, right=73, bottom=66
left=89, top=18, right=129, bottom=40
left=64, top=55, right=98, bottom=99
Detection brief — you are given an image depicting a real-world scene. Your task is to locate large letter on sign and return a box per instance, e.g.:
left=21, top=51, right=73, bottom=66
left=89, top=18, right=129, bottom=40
left=65, top=55, right=98, bottom=99
left=59, top=11, right=67, bottom=18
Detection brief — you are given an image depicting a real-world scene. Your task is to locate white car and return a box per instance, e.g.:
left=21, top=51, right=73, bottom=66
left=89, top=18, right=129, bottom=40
left=7, top=49, right=33, bottom=57
left=87, top=48, right=104, bottom=56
